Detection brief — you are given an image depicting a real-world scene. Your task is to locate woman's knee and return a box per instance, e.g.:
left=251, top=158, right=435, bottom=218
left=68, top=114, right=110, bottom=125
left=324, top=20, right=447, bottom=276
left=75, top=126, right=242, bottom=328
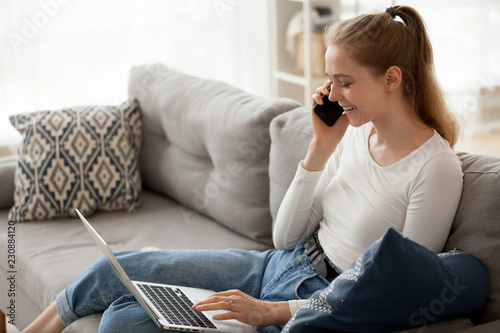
left=98, top=295, right=162, bottom=333
left=74, top=251, right=138, bottom=286
left=66, top=252, right=136, bottom=317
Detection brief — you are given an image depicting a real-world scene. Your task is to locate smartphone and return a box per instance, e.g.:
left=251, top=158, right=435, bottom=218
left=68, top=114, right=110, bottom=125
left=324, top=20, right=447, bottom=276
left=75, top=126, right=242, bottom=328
left=313, top=90, right=344, bottom=127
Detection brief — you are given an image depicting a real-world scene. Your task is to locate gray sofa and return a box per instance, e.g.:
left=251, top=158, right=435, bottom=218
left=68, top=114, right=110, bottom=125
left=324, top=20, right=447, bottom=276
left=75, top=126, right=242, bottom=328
left=0, top=64, right=499, bottom=333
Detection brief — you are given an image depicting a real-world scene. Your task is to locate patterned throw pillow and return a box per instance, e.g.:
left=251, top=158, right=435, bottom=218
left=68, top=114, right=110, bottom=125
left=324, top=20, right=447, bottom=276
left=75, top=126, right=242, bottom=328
left=8, top=98, right=142, bottom=222
left=282, top=228, right=489, bottom=333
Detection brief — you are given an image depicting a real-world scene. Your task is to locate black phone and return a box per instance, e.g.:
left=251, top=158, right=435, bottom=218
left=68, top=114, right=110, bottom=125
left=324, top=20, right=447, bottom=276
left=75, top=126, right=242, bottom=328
left=313, top=90, right=344, bottom=127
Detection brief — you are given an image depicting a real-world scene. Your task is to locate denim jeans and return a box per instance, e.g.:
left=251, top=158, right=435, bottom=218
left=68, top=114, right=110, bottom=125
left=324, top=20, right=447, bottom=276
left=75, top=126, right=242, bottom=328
left=56, top=240, right=333, bottom=332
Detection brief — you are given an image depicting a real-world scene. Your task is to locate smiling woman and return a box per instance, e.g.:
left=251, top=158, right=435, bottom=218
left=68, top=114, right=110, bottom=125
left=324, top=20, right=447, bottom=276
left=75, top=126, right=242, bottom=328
left=326, top=6, right=461, bottom=148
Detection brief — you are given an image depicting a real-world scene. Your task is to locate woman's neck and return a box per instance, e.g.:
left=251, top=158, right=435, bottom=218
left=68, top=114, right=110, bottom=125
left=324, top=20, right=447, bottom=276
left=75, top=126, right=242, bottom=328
left=368, top=98, right=434, bottom=167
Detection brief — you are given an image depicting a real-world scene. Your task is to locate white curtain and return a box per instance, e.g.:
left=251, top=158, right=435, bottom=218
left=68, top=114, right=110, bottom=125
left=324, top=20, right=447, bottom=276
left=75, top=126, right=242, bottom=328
left=0, top=0, right=270, bottom=154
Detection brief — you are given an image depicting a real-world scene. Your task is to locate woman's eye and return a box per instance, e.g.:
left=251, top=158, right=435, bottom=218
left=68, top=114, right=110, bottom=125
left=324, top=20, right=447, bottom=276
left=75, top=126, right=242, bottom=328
left=341, top=82, right=352, bottom=88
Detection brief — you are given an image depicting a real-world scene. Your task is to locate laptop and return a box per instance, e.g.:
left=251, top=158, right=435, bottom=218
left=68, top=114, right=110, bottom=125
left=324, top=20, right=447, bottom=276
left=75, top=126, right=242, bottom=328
left=76, top=209, right=257, bottom=333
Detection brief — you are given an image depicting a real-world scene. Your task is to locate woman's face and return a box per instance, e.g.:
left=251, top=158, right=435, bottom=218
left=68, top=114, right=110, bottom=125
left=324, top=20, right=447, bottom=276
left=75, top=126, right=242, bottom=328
left=324, top=45, right=389, bottom=128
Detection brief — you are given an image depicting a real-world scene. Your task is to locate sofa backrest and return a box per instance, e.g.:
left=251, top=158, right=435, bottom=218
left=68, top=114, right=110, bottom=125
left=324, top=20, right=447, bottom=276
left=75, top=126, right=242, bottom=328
left=269, top=107, right=500, bottom=324
left=269, top=107, right=312, bottom=222
left=444, top=152, right=500, bottom=324
left=128, top=64, right=300, bottom=246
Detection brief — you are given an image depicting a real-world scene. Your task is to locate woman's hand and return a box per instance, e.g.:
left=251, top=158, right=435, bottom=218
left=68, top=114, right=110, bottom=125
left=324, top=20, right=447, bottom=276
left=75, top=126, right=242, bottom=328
left=304, top=81, right=349, bottom=171
left=191, top=289, right=291, bottom=327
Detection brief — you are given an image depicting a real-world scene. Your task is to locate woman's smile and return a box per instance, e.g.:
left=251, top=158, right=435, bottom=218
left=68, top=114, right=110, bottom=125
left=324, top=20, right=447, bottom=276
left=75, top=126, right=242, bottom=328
left=342, top=105, right=356, bottom=115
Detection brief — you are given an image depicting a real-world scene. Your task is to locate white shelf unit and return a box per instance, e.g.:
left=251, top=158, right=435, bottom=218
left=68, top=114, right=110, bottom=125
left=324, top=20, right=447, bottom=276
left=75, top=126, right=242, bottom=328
left=270, top=0, right=341, bottom=107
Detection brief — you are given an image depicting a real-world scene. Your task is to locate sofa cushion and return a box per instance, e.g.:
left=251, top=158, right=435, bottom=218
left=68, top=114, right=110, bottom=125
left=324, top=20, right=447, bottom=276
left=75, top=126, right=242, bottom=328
left=283, top=228, right=489, bottom=333
left=128, top=64, right=300, bottom=246
left=269, top=107, right=312, bottom=222
left=8, top=98, right=142, bottom=222
left=394, top=318, right=473, bottom=333
left=444, top=152, right=500, bottom=324
left=62, top=313, right=102, bottom=333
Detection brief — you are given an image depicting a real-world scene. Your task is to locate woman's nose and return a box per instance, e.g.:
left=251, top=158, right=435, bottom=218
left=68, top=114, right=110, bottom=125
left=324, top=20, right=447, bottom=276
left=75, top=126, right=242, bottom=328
left=328, top=87, right=342, bottom=102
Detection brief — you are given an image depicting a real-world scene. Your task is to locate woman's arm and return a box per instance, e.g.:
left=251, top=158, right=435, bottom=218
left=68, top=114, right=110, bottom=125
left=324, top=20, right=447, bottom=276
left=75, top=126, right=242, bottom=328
left=402, top=153, right=463, bottom=252
left=273, top=161, right=331, bottom=250
left=273, top=82, right=349, bottom=250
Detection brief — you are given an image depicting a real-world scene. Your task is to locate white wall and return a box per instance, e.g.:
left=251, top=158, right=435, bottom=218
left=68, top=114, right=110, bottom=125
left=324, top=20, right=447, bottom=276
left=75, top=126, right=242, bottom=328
left=0, top=0, right=271, bottom=150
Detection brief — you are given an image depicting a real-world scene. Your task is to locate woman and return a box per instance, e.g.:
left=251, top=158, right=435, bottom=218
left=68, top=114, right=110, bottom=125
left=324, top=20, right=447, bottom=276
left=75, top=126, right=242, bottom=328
left=23, top=5, right=463, bottom=333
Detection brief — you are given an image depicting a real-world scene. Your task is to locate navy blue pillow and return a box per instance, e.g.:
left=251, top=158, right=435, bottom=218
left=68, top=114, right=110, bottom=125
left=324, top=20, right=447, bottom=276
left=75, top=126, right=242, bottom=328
left=282, top=228, right=489, bottom=333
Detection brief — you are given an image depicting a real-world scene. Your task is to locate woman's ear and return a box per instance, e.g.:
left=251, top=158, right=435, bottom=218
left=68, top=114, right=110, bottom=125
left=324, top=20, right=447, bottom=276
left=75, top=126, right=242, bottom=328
left=385, top=66, right=402, bottom=93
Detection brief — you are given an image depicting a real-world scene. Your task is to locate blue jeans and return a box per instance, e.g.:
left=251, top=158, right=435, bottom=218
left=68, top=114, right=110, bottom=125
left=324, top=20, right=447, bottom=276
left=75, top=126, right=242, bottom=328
left=56, top=241, right=334, bottom=332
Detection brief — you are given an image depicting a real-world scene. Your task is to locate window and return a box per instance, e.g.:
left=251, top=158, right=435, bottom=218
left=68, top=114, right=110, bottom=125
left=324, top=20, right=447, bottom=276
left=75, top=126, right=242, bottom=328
left=0, top=0, right=270, bottom=155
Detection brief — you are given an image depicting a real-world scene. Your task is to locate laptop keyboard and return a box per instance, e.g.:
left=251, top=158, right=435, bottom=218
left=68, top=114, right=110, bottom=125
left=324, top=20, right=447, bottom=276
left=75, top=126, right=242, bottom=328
left=137, top=284, right=217, bottom=329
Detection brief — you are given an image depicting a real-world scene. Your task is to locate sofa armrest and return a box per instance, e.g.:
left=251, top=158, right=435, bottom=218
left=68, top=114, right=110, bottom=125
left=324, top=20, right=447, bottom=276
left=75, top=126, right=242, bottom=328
left=456, top=320, right=500, bottom=333
left=0, top=155, right=16, bottom=210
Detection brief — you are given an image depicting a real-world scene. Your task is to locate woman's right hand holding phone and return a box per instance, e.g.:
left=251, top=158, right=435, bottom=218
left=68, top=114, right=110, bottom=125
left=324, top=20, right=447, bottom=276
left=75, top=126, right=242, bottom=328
left=303, top=81, right=349, bottom=172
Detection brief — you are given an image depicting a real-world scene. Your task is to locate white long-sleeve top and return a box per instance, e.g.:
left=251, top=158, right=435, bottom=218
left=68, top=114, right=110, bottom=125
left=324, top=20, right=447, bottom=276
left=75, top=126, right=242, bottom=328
left=274, top=124, right=463, bottom=313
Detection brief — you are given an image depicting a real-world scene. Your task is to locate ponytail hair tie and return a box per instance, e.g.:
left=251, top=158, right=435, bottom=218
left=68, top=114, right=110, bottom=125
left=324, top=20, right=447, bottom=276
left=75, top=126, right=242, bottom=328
left=385, top=7, right=397, bottom=19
